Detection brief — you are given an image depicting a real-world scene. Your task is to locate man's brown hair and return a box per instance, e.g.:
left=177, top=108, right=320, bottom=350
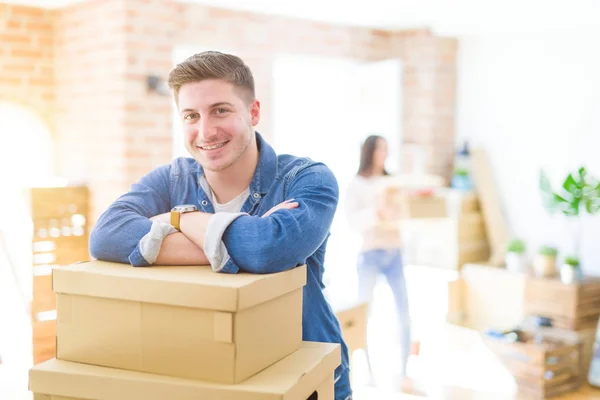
left=168, top=51, right=255, bottom=103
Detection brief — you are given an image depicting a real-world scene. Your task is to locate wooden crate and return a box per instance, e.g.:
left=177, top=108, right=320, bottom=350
left=28, top=185, right=90, bottom=365
left=483, top=327, right=584, bottom=398
left=525, top=276, right=600, bottom=330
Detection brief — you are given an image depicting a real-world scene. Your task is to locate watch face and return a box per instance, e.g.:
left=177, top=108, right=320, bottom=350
left=172, top=204, right=198, bottom=213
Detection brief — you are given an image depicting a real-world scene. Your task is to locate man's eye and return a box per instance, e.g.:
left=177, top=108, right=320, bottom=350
left=184, top=113, right=199, bottom=121
left=215, top=108, right=229, bottom=115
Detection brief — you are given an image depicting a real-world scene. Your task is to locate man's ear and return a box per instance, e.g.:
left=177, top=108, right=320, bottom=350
left=250, top=99, right=260, bottom=127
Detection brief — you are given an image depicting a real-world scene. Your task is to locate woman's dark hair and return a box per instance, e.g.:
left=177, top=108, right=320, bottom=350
left=357, top=135, right=389, bottom=177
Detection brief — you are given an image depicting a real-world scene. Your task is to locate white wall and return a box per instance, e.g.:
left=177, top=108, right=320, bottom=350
left=456, top=30, right=600, bottom=272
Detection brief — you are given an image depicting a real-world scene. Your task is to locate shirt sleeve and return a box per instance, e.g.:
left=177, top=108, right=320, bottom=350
left=203, top=212, right=247, bottom=272
left=138, top=220, right=178, bottom=264
left=217, top=162, right=339, bottom=274
left=89, top=164, right=172, bottom=266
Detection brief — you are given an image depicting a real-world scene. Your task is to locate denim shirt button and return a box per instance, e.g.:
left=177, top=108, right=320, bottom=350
left=253, top=193, right=260, bottom=199
left=201, top=200, right=208, bottom=206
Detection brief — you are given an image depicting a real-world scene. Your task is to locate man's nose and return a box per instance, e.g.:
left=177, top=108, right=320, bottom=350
left=198, top=118, right=218, bottom=142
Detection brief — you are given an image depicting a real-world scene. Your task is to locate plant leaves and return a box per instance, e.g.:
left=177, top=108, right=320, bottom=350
left=563, top=173, right=579, bottom=194
left=539, top=170, right=559, bottom=214
left=540, top=170, right=553, bottom=194
left=585, top=198, right=594, bottom=214
left=542, top=193, right=566, bottom=214
left=569, top=197, right=581, bottom=216
left=585, top=197, right=600, bottom=214
left=591, top=183, right=600, bottom=199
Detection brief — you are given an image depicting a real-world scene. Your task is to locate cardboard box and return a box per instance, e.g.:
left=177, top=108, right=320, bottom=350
left=30, top=341, right=340, bottom=400
left=334, top=301, right=368, bottom=353
left=53, top=261, right=306, bottom=384
left=384, top=186, right=447, bottom=219
left=448, top=263, right=527, bottom=332
left=402, top=219, right=489, bottom=270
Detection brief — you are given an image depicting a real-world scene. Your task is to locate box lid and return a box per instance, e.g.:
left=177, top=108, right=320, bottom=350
left=29, top=341, right=340, bottom=400
left=53, top=261, right=306, bottom=312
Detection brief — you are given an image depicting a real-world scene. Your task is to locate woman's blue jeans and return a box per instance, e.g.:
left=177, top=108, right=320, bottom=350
left=357, top=248, right=411, bottom=376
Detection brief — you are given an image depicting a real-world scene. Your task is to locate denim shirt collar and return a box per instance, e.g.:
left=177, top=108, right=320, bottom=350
left=196, top=131, right=277, bottom=213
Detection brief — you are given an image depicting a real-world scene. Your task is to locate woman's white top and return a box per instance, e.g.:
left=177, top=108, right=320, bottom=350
left=344, top=175, right=401, bottom=251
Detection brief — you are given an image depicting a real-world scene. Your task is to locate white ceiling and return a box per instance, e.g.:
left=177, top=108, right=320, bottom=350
left=4, top=0, right=600, bottom=35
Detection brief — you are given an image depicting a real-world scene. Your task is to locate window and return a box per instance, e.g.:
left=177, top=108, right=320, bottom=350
left=272, top=54, right=403, bottom=298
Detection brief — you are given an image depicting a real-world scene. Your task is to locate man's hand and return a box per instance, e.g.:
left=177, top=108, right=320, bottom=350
left=150, top=212, right=171, bottom=225
left=262, top=199, right=299, bottom=218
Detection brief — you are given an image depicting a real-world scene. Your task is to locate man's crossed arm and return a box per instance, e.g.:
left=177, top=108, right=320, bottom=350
left=149, top=199, right=299, bottom=266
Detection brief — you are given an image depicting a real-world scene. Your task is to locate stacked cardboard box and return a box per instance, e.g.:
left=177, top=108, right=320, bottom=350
left=29, top=261, right=341, bottom=399
left=402, top=190, right=490, bottom=270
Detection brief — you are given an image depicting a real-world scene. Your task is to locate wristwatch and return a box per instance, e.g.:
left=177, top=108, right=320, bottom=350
left=170, top=204, right=198, bottom=231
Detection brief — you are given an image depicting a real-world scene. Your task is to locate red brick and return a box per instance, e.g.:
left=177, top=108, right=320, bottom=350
left=6, top=20, right=22, bottom=30
left=0, top=33, right=32, bottom=45
left=8, top=5, right=45, bottom=18
left=28, top=77, right=53, bottom=86
left=26, top=21, right=52, bottom=32
left=11, top=48, right=43, bottom=58
left=0, top=76, right=22, bottom=85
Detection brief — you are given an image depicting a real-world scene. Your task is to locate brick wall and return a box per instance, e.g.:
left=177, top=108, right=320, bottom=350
left=53, top=0, right=130, bottom=217
left=0, top=4, right=54, bottom=133
left=398, top=32, right=459, bottom=176
left=1, top=0, right=458, bottom=221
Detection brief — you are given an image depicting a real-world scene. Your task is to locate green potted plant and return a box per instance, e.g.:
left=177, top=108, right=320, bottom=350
left=451, top=167, right=472, bottom=191
left=560, top=255, right=582, bottom=284
left=505, top=239, right=528, bottom=273
left=533, top=245, right=558, bottom=277
left=539, top=166, right=600, bottom=265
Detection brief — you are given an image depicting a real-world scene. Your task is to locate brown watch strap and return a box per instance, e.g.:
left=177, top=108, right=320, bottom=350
left=170, top=211, right=181, bottom=231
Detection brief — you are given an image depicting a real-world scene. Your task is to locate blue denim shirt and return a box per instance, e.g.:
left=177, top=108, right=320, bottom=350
left=89, top=133, right=352, bottom=399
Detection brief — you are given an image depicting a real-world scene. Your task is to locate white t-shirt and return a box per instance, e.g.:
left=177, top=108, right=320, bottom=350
left=345, top=174, right=401, bottom=251
left=211, top=187, right=250, bottom=214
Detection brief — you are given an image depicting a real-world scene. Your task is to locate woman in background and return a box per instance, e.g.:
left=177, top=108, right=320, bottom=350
left=345, top=134, right=414, bottom=392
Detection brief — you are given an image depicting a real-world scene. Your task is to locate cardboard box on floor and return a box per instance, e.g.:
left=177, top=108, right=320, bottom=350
left=402, top=219, right=490, bottom=270
left=52, top=261, right=306, bottom=384
left=383, top=186, right=448, bottom=219
left=334, top=301, right=368, bottom=354
left=30, top=341, right=340, bottom=400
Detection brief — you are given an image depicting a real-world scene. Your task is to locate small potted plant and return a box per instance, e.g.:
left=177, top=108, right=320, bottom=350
left=505, top=239, right=528, bottom=273
left=451, top=168, right=473, bottom=191
left=560, top=255, right=582, bottom=284
left=533, top=245, right=558, bottom=277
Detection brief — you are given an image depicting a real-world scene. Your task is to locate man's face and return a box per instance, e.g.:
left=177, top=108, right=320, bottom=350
left=178, top=79, right=260, bottom=172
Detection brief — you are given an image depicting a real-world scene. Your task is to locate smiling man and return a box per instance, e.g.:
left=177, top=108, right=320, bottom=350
left=88, top=51, right=352, bottom=399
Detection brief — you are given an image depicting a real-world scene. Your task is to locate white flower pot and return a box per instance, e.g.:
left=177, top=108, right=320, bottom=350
left=505, top=252, right=528, bottom=273
left=560, top=264, right=581, bottom=284
left=533, top=255, right=557, bottom=277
